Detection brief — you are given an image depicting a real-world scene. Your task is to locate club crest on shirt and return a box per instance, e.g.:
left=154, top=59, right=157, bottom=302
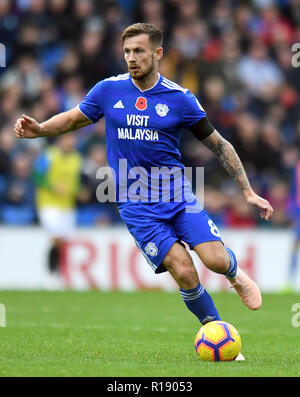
left=144, top=242, right=158, bottom=257
left=135, top=97, right=147, bottom=111
left=155, top=103, right=169, bottom=117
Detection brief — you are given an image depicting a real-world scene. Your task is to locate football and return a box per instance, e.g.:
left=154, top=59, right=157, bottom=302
left=194, top=321, right=241, bottom=361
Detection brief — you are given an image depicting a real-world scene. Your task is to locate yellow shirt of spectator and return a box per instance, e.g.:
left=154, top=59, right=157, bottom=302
left=34, top=145, right=82, bottom=210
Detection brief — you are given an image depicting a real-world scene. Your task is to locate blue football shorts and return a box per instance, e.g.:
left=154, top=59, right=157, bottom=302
left=118, top=199, right=223, bottom=273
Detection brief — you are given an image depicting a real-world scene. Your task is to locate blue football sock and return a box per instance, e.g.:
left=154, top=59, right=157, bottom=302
left=180, top=283, right=221, bottom=324
left=223, top=247, right=238, bottom=279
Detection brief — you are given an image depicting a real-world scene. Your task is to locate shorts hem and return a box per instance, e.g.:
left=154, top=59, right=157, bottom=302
left=154, top=237, right=179, bottom=274
left=189, top=237, right=224, bottom=250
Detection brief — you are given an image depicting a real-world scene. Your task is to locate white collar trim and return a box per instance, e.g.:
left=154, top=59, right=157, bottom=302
left=131, top=73, right=161, bottom=92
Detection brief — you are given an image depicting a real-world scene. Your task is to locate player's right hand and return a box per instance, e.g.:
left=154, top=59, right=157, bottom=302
left=244, top=190, right=273, bottom=221
left=14, top=114, right=41, bottom=139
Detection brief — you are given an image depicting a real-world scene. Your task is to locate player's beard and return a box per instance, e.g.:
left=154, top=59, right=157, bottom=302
left=129, top=55, right=155, bottom=81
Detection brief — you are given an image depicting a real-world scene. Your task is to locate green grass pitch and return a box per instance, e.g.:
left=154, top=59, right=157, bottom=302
left=0, top=290, right=299, bottom=377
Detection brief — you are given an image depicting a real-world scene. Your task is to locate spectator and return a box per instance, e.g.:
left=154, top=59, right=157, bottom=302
left=230, top=112, right=261, bottom=174
left=77, top=143, right=120, bottom=225
left=1, top=152, right=36, bottom=224
left=0, top=124, right=18, bottom=177
left=224, top=192, right=257, bottom=228
left=0, top=0, right=299, bottom=228
left=237, top=38, right=283, bottom=98
left=33, top=133, right=82, bottom=286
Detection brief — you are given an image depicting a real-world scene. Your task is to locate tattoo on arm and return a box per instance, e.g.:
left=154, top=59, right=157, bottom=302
left=202, top=130, right=252, bottom=193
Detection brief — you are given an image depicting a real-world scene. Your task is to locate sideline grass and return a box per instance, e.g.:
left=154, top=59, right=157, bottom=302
left=0, top=290, right=299, bottom=377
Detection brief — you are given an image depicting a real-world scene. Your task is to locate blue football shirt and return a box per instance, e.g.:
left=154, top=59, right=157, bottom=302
left=78, top=73, right=206, bottom=206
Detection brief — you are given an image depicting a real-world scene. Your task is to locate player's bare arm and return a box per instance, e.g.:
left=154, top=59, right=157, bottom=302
left=14, top=107, right=91, bottom=139
left=201, top=129, right=273, bottom=221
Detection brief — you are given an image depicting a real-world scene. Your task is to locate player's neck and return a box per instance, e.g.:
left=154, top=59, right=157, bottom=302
left=132, top=72, right=160, bottom=92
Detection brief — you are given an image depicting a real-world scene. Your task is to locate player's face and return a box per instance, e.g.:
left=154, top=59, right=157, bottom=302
left=123, top=34, right=162, bottom=81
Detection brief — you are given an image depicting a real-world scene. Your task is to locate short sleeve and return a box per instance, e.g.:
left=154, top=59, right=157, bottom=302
left=181, top=90, right=206, bottom=128
left=78, top=81, right=104, bottom=123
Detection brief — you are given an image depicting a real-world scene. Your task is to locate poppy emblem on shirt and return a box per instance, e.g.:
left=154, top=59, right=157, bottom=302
left=135, top=97, right=147, bottom=111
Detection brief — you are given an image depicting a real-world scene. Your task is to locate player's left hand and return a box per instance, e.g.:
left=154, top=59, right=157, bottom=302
left=244, top=190, right=273, bottom=221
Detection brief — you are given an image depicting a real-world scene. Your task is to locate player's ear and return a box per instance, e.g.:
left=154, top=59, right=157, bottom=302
left=156, top=47, right=163, bottom=61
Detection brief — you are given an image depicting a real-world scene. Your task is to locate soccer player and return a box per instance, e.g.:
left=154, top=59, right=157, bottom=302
left=14, top=23, right=273, bottom=347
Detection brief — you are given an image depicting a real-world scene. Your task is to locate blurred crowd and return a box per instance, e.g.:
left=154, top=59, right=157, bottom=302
left=0, top=0, right=300, bottom=228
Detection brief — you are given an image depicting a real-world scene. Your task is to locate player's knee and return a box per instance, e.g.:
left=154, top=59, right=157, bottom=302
left=175, top=261, right=198, bottom=286
left=164, top=255, right=196, bottom=285
left=164, top=245, right=189, bottom=269
left=203, top=251, right=229, bottom=274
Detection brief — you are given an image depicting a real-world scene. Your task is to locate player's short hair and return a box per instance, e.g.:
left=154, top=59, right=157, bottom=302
left=121, top=23, right=163, bottom=48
